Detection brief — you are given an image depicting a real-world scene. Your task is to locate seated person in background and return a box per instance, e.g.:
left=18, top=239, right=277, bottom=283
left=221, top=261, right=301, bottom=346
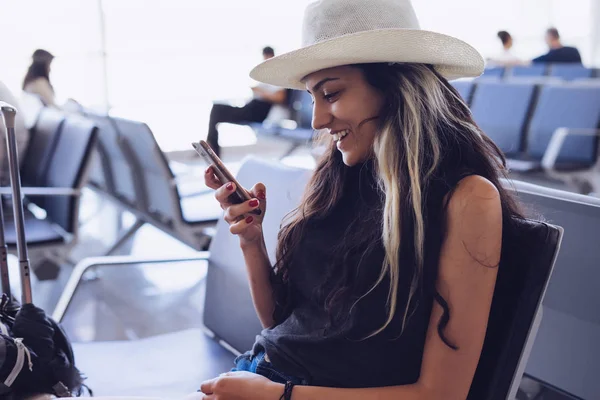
left=487, top=31, right=524, bottom=67
left=0, top=79, right=30, bottom=183
left=199, top=0, right=521, bottom=398
left=206, top=46, right=288, bottom=157
left=22, top=49, right=59, bottom=108
left=532, top=27, right=582, bottom=64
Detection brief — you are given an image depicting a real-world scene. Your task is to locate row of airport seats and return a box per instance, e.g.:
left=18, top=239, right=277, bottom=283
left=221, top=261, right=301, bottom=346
left=0, top=108, right=98, bottom=279
left=452, top=78, right=600, bottom=194
left=82, top=112, right=226, bottom=254
left=53, top=157, right=598, bottom=400
left=483, top=63, right=598, bottom=81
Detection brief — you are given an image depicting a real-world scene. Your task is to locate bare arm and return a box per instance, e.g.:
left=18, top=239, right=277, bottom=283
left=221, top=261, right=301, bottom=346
left=240, top=238, right=276, bottom=328
left=268, top=176, right=502, bottom=400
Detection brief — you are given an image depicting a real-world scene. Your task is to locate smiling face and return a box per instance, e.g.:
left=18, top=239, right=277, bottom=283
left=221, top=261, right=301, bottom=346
left=304, top=66, right=385, bottom=166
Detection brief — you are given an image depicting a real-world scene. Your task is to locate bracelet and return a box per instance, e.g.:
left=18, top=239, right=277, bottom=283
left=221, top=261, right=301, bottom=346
left=279, top=381, right=295, bottom=400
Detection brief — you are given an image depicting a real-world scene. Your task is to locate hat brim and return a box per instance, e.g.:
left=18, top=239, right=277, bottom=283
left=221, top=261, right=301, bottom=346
left=250, top=28, right=484, bottom=89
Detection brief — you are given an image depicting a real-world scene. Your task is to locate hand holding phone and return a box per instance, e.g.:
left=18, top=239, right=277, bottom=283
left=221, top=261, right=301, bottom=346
left=192, top=140, right=261, bottom=216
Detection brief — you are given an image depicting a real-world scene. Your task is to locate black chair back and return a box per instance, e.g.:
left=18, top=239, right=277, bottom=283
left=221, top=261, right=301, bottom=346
left=44, top=115, right=98, bottom=233
left=468, top=216, right=562, bottom=399
left=21, top=108, right=65, bottom=187
left=88, top=115, right=140, bottom=208
left=111, top=117, right=180, bottom=227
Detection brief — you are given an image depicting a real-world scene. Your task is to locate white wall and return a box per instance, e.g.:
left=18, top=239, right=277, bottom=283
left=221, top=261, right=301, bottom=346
left=0, top=0, right=595, bottom=151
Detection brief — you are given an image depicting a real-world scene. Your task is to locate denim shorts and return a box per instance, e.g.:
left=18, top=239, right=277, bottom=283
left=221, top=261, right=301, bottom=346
left=232, top=350, right=306, bottom=385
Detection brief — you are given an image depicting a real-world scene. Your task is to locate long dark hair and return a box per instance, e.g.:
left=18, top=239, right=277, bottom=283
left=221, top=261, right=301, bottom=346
left=272, top=63, right=523, bottom=348
left=22, top=49, right=54, bottom=90
left=497, top=31, right=512, bottom=47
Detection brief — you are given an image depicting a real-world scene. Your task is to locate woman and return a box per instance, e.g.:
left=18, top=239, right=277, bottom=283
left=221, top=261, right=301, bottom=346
left=22, top=49, right=59, bottom=108
left=200, top=0, right=522, bottom=399
left=488, top=31, right=524, bottom=67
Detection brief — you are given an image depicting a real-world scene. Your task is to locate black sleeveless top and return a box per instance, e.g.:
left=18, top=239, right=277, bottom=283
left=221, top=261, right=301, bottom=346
left=255, top=162, right=461, bottom=388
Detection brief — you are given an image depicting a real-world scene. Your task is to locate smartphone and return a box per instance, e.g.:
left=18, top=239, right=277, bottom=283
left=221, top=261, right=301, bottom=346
left=192, top=140, right=261, bottom=215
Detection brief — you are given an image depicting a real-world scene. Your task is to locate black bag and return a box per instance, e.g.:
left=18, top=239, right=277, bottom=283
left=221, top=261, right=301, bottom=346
left=0, top=102, right=87, bottom=397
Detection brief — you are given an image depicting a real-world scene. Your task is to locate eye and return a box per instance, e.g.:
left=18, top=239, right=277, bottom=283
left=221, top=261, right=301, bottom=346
left=323, top=91, right=340, bottom=103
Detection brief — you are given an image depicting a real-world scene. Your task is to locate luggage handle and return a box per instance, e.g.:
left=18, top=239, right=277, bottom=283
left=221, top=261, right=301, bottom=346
left=0, top=102, right=32, bottom=305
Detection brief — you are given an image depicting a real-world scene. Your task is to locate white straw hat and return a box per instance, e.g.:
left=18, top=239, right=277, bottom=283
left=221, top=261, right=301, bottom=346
left=250, top=0, right=485, bottom=90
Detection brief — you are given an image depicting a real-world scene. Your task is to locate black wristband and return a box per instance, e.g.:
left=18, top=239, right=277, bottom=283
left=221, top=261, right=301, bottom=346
left=279, top=381, right=295, bottom=400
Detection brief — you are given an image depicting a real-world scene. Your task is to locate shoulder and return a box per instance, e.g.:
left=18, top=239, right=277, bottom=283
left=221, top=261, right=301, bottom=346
left=447, top=175, right=500, bottom=214
left=443, top=175, right=502, bottom=264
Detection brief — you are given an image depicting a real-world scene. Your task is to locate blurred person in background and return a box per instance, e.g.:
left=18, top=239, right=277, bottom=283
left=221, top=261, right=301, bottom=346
left=22, top=49, right=59, bottom=108
left=205, top=46, right=288, bottom=157
left=0, top=80, right=30, bottom=183
left=532, top=27, right=582, bottom=64
left=487, top=31, right=524, bottom=67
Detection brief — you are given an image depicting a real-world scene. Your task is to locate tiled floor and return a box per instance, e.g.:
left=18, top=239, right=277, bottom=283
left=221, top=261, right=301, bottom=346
left=12, top=138, right=578, bottom=398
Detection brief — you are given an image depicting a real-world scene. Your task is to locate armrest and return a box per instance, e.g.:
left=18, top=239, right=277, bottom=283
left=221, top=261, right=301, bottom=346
left=52, top=253, right=210, bottom=322
left=541, top=127, right=600, bottom=171
left=0, top=187, right=80, bottom=196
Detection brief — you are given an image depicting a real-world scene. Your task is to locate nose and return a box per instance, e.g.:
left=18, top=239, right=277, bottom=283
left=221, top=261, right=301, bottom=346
left=311, top=101, right=333, bottom=131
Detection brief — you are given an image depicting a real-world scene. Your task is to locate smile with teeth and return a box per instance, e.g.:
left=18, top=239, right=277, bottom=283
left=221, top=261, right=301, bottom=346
left=332, top=129, right=349, bottom=142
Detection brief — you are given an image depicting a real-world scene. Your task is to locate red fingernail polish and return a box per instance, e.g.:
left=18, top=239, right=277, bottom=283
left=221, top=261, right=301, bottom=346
left=245, top=216, right=254, bottom=224
left=226, top=183, right=233, bottom=191
left=258, top=191, right=266, bottom=200
left=249, top=199, right=259, bottom=207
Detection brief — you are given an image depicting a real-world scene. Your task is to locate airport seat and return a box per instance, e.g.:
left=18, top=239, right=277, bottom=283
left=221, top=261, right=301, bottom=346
left=469, top=214, right=562, bottom=398
left=20, top=108, right=65, bottom=190
left=548, top=64, right=593, bottom=81
left=509, top=180, right=600, bottom=400
left=101, top=117, right=227, bottom=252
left=450, top=80, right=475, bottom=105
left=481, top=67, right=505, bottom=79
left=526, top=84, right=600, bottom=170
left=509, top=65, right=548, bottom=78
left=203, top=157, right=311, bottom=352
left=87, top=147, right=108, bottom=193
left=470, top=81, right=537, bottom=157
left=85, top=114, right=141, bottom=209
left=1, top=113, right=98, bottom=278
